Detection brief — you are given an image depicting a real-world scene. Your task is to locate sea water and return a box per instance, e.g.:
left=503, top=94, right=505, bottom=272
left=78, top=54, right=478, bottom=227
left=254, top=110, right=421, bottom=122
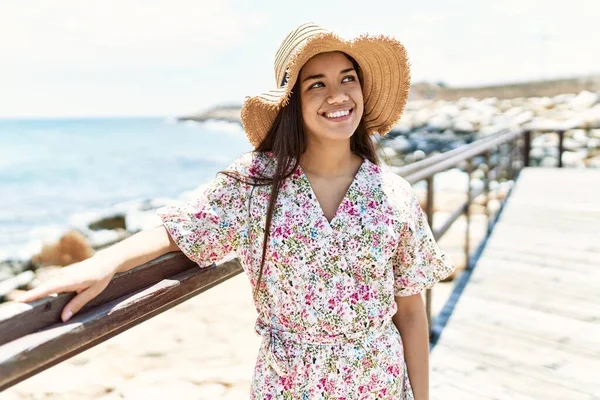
left=0, top=117, right=252, bottom=260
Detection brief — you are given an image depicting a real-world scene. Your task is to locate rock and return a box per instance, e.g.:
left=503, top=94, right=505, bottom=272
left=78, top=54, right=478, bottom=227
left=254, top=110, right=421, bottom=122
left=532, top=133, right=558, bottom=148
left=0, top=259, right=32, bottom=281
left=403, top=153, right=416, bottom=164
left=414, top=108, right=435, bottom=128
left=0, top=270, right=35, bottom=299
left=413, top=150, right=426, bottom=161
left=504, top=106, right=527, bottom=118
left=540, top=156, right=558, bottom=167
left=453, top=119, right=475, bottom=133
left=392, top=119, right=413, bottom=134
left=475, top=125, right=502, bottom=138
left=89, top=215, right=126, bottom=231
left=496, top=99, right=511, bottom=112
left=472, top=169, right=485, bottom=180
left=481, top=97, right=498, bottom=107
left=546, top=147, right=559, bottom=158
left=448, top=139, right=468, bottom=150
left=562, top=150, right=588, bottom=167
left=587, top=138, right=600, bottom=149
left=581, top=105, right=600, bottom=128
left=552, top=93, right=576, bottom=104
left=563, top=137, right=585, bottom=151
left=529, top=147, right=545, bottom=163
left=88, top=228, right=131, bottom=250
left=437, top=103, right=461, bottom=116
left=441, top=129, right=462, bottom=141
left=585, top=155, right=600, bottom=168
left=415, top=139, right=440, bottom=154
left=568, top=91, right=598, bottom=110
left=178, top=104, right=242, bottom=124
left=0, top=267, right=14, bottom=282
left=532, top=96, right=555, bottom=110
left=427, top=114, right=452, bottom=131
left=380, top=146, right=398, bottom=159
left=457, top=110, right=484, bottom=129
left=511, top=110, right=534, bottom=126
left=571, top=129, right=589, bottom=143
left=31, top=230, right=94, bottom=267
left=388, top=136, right=413, bottom=153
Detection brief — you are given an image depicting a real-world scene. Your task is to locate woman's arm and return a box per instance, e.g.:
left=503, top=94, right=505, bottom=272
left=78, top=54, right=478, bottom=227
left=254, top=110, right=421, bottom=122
left=106, top=225, right=180, bottom=273
left=392, top=293, right=430, bottom=400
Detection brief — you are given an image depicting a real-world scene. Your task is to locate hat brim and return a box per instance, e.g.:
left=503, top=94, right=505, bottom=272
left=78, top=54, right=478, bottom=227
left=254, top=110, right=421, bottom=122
left=241, top=32, right=411, bottom=147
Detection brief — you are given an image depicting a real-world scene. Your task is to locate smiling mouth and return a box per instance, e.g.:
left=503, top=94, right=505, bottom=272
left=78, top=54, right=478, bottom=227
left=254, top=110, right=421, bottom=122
left=322, top=108, right=353, bottom=122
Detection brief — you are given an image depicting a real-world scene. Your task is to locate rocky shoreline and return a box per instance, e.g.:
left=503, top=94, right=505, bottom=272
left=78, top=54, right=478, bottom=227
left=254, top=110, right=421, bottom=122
left=379, top=90, right=600, bottom=167
left=2, top=90, right=599, bottom=303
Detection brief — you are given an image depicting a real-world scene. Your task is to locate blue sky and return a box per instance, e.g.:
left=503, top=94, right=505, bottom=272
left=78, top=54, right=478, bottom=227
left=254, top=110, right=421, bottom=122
left=0, top=0, right=598, bottom=118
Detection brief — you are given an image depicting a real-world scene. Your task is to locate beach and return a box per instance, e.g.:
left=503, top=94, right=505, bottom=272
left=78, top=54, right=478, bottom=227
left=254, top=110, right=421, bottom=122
left=2, top=88, right=600, bottom=398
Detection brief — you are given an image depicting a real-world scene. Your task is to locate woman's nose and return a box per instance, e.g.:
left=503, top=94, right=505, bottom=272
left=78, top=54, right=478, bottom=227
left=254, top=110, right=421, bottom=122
left=327, top=87, right=349, bottom=104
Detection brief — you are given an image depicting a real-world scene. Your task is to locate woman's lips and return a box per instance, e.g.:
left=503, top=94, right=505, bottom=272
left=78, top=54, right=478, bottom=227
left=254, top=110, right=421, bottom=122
left=322, top=108, right=353, bottom=122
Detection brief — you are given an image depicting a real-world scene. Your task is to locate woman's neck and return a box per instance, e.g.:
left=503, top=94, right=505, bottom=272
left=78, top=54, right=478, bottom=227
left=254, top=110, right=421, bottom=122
left=299, top=142, right=362, bottom=178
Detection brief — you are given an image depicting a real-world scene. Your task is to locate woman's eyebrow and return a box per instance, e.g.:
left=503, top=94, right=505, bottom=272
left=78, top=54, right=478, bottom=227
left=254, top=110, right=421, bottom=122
left=302, top=73, right=325, bottom=83
left=302, top=67, right=357, bottom=83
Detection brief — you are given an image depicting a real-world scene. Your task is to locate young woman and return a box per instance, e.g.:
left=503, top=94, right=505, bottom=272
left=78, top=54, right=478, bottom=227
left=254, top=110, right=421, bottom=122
left=17, top=23, right=454, bottom=399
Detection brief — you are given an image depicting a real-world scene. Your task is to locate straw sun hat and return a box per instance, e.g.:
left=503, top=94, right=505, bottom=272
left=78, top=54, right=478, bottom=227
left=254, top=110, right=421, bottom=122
left=240, top=23, right=411, bottom=147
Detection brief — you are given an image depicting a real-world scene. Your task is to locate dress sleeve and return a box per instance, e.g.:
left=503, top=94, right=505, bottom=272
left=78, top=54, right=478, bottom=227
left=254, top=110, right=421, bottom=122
left=156, top=156, right=249, bottom=267
left=392, top=187, right=455, bottom=297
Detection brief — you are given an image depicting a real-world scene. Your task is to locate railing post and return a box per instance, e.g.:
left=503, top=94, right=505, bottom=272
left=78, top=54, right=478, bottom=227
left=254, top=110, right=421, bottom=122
left=501, top=143, right=508, bottom=181
left=426, top=176, right=434, bottom=227
left=558, top=130, right=564, bottom=168
left=465, top=159, right=472, bottom=270
left=513, top=136, right=522, bottom=180
left=484, top=151, right=492, bottom=234
left=425, top=176, right=434, bottom=333
left=507, top=140, right=514, bottom=180
left=523, top=130, right=531, bottom=167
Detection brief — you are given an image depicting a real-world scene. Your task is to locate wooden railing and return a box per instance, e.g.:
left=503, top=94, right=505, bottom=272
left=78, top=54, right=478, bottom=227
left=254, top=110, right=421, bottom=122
left=0, top=123, right=584, bottom=390
left=397, top=122, right=583, bottom=331
left=394, top=128, right=526, bottom=330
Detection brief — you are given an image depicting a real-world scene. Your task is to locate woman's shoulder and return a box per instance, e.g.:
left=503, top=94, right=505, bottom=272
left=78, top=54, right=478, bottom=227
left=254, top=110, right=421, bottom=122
left=368, top=162, right=416, bottom=210
left=209, top=152, right=273, bottom=196
left=371, top=162, right=412, bottom=193
left=225, top=151, right=275, bottom=176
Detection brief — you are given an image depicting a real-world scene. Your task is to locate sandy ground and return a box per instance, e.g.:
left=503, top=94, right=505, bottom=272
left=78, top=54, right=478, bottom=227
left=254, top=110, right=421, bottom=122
left=3, top=211, right=489, bottom=400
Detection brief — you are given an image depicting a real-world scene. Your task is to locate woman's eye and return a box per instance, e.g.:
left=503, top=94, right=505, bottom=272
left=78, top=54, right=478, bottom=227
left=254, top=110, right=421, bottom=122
left=309, top=82, right=324, bottom=89
left=342, top=75, right=356, bottom=83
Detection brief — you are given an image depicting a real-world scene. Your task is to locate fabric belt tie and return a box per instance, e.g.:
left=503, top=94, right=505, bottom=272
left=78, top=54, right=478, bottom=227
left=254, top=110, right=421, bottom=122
left=254, top=318, right=390, bottom=377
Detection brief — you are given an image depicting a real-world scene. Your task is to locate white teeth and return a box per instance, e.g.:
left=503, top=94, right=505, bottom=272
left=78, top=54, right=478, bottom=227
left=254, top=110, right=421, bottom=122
left=325, top=110, right=350, bottom=118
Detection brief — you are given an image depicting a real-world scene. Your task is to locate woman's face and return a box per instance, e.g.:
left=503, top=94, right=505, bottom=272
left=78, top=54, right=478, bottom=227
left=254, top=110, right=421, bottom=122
left=298, top=51, right=364, bottom=143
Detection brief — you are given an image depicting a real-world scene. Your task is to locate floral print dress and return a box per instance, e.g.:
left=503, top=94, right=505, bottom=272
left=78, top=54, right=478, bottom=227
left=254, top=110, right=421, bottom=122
left=157, top=151, right=454, bottom=399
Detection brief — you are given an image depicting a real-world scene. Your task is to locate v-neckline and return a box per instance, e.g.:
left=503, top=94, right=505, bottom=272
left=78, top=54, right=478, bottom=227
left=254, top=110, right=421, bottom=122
left=297, top=157, right=368, bottom=229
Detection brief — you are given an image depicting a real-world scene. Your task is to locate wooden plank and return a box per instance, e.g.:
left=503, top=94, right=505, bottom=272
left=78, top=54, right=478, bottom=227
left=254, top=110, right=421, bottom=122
left=0, top=252, right=198, bottom=346
left=0, top=256, right=243, bottom=391
left=433, top=347, right=596, bottom=400
left=445, top=296, right=600, bottom=357
left=432, top=168, right=600, bottom=399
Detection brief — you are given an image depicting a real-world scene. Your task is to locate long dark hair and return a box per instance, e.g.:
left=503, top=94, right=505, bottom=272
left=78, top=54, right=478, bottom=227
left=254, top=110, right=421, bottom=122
left=221, top=55, right=380, bottom=300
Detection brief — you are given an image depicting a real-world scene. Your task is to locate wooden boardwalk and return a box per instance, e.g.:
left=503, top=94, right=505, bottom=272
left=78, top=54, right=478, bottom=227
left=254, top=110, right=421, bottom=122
left=431, top=167, right=600, bottom=400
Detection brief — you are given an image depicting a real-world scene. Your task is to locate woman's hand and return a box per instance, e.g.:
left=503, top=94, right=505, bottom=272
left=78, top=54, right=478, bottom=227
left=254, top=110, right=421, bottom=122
left=15, top=257, right=117, bottom=322
left=15, top=226, right=179, bottom=323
